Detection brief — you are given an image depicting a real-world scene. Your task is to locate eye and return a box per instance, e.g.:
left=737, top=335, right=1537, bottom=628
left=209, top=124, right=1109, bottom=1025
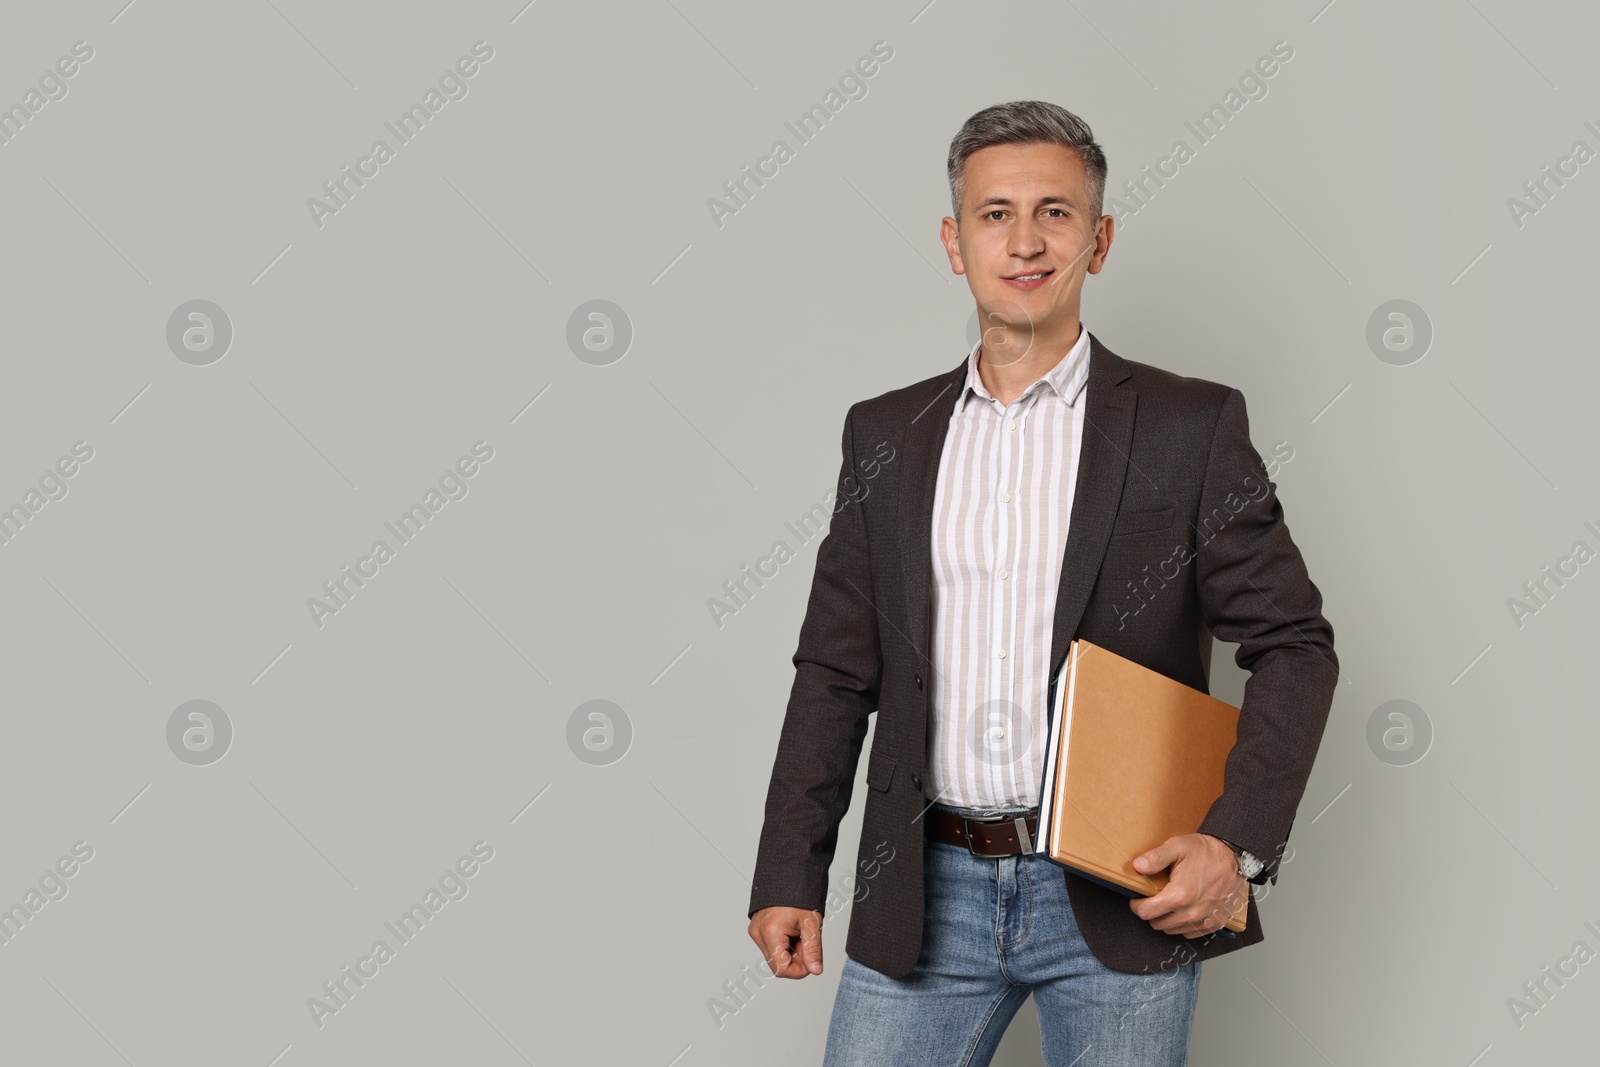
left=985, top=210, right=1007, bottom=221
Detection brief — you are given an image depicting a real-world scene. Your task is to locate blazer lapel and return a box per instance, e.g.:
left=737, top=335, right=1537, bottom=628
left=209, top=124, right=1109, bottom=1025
left=898, top=357, right=966, bottom=666
left=1047, top=334, right=1136, bottom=682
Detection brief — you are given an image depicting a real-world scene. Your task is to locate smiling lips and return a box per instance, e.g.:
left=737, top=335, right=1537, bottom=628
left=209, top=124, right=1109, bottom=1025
left=1003, top=269, right=1053, bottom=291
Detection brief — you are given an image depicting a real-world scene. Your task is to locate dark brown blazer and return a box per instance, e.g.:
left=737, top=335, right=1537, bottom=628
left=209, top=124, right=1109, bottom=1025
left=748, top=331, right=1340, bottom=976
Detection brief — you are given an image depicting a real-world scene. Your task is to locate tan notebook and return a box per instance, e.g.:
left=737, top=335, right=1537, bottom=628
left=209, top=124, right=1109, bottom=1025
left=1035, top=639, right=1249, bottom=933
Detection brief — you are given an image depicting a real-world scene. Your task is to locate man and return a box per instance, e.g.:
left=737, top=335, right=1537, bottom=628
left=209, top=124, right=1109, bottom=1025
left=747, top=100, right=1339, bottom=1065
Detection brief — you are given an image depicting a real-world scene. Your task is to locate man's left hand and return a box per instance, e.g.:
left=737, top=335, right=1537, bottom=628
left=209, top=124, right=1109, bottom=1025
left=1128, top=833, right=1245, bottom=938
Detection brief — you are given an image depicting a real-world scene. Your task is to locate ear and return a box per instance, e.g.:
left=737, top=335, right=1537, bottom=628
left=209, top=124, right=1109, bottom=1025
left=1086, top=215, right=1114, bottom=275
left=940, top=216, right=966, bottom=275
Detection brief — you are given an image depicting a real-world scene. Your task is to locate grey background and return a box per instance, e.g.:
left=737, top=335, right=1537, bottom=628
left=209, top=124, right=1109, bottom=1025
left=0, top=0, right=1594, bottom=1064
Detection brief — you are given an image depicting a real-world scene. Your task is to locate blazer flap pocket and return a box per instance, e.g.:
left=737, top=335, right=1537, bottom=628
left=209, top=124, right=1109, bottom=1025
left=866, top=748, right=897, bottom=792
left=1112, top=506, right=1174, bottom=536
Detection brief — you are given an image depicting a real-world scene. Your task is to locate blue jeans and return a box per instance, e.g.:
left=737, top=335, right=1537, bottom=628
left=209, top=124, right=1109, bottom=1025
left=823, top=805, right=1202, bottom=1067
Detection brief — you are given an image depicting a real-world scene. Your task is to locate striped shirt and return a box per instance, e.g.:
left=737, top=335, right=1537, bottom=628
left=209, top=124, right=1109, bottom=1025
left=926, top=325, right=1092, bottom=811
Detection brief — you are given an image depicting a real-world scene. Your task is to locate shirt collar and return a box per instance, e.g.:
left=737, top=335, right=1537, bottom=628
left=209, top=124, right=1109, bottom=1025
left=955, top=324, right=1093, bottom=414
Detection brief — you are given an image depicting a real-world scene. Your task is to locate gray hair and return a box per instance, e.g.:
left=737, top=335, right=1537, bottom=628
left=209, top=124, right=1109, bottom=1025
left=946, top=101, right=1107, bottom=222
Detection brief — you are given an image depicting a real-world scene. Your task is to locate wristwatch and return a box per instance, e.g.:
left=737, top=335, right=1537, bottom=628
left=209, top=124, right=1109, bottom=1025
left=1218, top=837, right=1268, bottom=884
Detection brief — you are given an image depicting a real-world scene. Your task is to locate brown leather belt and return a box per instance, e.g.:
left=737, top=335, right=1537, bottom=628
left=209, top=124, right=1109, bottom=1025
left=925, top=806, right=1040, bottom=857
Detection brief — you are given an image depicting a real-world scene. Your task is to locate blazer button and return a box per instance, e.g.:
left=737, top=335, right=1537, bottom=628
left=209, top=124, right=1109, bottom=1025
left=915, top=674, right=923, bottom=691
left=911, top=774, right=922, bottom=790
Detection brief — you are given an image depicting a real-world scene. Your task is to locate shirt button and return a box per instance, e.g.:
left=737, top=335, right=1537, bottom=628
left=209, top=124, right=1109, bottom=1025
left=998, top=491, right=1011, bottom=503
left=1006, top=419, right=1016, bottom=431
left=997, top=649, right=1007, bottom=659
left=998, top=569, right=1008, bottom=580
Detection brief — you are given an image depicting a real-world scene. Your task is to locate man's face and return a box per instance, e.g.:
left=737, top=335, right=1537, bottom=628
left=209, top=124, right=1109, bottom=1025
left=940, top=142, right=1112, bottom=357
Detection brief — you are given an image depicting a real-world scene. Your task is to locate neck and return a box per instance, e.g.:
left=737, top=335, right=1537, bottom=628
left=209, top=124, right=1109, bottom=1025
left=977, top=319, right=1084, bottom=406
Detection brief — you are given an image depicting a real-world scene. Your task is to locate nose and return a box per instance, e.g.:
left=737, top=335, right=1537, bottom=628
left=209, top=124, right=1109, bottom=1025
left=1007, top=214, right=1046, bottom=261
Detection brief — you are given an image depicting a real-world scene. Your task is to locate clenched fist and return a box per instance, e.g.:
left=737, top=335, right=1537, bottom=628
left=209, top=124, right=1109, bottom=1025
left=748, top=906, right=825, bottom=978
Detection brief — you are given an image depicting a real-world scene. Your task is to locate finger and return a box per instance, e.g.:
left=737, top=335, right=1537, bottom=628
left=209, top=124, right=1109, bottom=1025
left=757, top=924, right=804, bottom=979
left=767, top=939, right=803, bottom=979
left=1130, top=880, right=1194, bottom=921
left=1206, top=891, right=1241, bottom=925
left=1138, top=883, right=1183, bottom=912
left=797, top=911, right=824, bottom=975
left=1132, top=848, right=1170, bottom=876
left=1133, top=836, right=1183, bottom=875
left=1138, top=889, right=1216, bottom=929
left=1137, top=902, right=1184, bottom=929
left=1201, top=890, right=1239, bottom=925
left=1151, top=901, right=1229, bottom=937
left=1146, top=912, right=1202, bottom=937
left=780, top=939, right=813, bottom=978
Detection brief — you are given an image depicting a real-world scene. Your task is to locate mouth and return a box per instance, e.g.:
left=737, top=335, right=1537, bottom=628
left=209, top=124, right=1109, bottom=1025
left=1002, top=269, right=1053, bottom=290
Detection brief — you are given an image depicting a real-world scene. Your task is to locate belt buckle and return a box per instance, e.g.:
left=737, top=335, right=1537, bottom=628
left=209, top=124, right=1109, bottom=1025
left=960, top=813, right=1034, bottom=856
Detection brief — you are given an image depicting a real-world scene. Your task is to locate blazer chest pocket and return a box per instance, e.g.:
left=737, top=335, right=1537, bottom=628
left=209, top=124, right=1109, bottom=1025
left=1111, top=506, right=1174, bottom=536
left=866, top=748, right=897, bottom=792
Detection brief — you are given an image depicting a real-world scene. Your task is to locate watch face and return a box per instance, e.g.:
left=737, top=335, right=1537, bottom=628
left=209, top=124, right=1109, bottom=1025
left=1236, top=850, right=1265, bottom=880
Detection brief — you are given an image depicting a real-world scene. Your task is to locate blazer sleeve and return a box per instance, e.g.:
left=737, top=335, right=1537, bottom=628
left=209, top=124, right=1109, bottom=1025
left=1192, top=388, right=1339, bottom=885
left=748, top=403, right=884, bottom=918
